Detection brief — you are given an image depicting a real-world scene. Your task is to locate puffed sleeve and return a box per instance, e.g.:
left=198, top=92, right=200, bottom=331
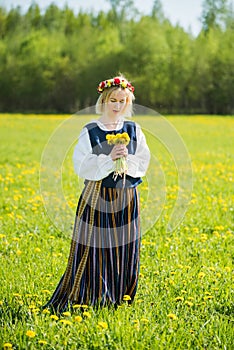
left=127, top=124, right=150, bottom=177
left=73, top=127, right=115, bottom=180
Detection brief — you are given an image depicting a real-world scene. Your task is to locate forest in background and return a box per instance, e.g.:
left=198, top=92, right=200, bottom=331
left=0, top=0, right=233, bottom=114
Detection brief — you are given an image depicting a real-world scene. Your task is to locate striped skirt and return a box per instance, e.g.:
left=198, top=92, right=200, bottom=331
left=44, top=181, right=141, bottom=313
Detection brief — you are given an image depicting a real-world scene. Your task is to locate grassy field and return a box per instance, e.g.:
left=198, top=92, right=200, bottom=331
left=0, top=114, right=233, bottom=350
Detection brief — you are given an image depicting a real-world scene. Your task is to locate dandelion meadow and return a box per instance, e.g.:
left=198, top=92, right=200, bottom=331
left=0, top=114, right=233, bottom=349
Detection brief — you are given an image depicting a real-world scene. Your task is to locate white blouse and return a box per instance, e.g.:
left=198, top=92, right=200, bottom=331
left=73, top=119, right=150, bottom=181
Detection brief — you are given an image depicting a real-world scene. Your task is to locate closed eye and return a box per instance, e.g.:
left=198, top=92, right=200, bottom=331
left=110, top=99, right=125, bottom=103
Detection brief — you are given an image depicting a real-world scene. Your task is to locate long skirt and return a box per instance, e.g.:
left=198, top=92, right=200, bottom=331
left=44, top=181, right=141, bottom=313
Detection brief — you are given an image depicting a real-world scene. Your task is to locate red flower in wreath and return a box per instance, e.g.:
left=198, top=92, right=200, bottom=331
left=114, top=77, right=121, bottom=85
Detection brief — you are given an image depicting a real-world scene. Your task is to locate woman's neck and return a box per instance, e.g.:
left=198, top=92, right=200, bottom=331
left=98, top=116, right=123, bottom=130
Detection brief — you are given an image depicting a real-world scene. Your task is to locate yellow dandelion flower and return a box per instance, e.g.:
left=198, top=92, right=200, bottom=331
left=167, top=313, right=177, bottom=320
left=215, top=225, right=224, bottom=230
left=50, top=315, right=59, bottom=321
left=135, top=299, right=143, bottom=303
left=174, top=297, right=184, bottom=302
left=224, top=267, right=231, bottom=272
left=26, top=330, right=36, bottom=338
left=13, top=293, right=21, bottom=298
left=83, top=311, right=91, bottom=318
left=198, top=272, right=206, bottom=278
left=133, top=319, right=140, bottom=323
left=213, top=231, right=221, bottom=238
left=106, top=134, right=114, bottom=140
left=38, top=340, right=47, bottom=345
left=204, top=295, right=214, bottom=300
left=0, top=234, right=6, bottom=239
left=97, top=321, right=108, bottom=329
left=121, top=132, right=129, bottom=139
left=59, top=319, right=72, bottom=325
left=140, top=318, right=149, bottom=323
left=123, top=295, right=131, bottom=301
left=74, top=316, right=82, bottom=323
left=73, top=304, right=88, bottom=309
left=31, top=308, right=40, bottom=313
left=185, top=301, right=194, bottom=307
left=62, top=311, right=71, bottom=317
left=42, top=309, right=50, bottom=314
left=41, top=290, right=50, bottom=294
left=200, top=234, right=208, bottom=242
left=209, top=267, right=215, bottom=271
left=3, top=343, right=13, bottom=349
left=16, top=214, right=23, bottom=220
left=106, top=134, right=116, bottom=145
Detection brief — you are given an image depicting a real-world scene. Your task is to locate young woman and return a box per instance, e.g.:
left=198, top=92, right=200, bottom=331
left=44, top=75, right=150, bottom=312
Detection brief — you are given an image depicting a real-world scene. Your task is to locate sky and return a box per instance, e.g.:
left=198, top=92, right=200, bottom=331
left=0, top=0, right=229, bottom=36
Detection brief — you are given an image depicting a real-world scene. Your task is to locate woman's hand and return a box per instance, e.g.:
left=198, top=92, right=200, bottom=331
left=110, top=144, right=128, bottom=161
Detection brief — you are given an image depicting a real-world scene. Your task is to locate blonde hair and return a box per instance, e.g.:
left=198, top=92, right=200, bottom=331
left=95, top=76, right=135, bottom=117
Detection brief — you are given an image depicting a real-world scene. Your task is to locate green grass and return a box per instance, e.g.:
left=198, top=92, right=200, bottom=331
left=0, top=114, right=233, bottom=350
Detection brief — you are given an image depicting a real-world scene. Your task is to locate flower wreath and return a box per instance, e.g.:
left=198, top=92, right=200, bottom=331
left=97, top=77, right=135, bottom=94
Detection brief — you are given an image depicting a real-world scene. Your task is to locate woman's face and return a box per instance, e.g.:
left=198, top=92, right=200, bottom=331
left=105, top=89, right=127, bottom=119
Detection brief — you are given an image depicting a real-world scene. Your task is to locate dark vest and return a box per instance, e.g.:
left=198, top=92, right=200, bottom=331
left=85, top=121, right=142, bottom=188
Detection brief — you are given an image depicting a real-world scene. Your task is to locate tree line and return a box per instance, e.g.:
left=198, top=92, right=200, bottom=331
left=0, top=0, right=233, bottom=114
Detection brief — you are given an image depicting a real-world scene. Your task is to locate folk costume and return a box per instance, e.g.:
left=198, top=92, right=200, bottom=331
left=44, top=78, right=150, bottom=313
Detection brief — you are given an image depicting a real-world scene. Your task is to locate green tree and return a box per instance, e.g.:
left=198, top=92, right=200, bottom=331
left=201, top=0, right=228, bottom=32
left=151, top=0, right=164, bottom=21
left=5, top=7, right=21, bottom=33
left=24, top=3, right=41, bottom=29
left=0, top=7, right=6, bottom=38
left=63, top=6, right=77, bottom=35
left=0, top=2, right=233, bottom=114
left=42, top=4, right=63, bottom=31
left=106, top=0, right=139, bottom=22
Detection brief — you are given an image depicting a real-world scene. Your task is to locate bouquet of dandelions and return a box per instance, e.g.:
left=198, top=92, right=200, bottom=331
left=106, top=132, right=130, bottom=185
